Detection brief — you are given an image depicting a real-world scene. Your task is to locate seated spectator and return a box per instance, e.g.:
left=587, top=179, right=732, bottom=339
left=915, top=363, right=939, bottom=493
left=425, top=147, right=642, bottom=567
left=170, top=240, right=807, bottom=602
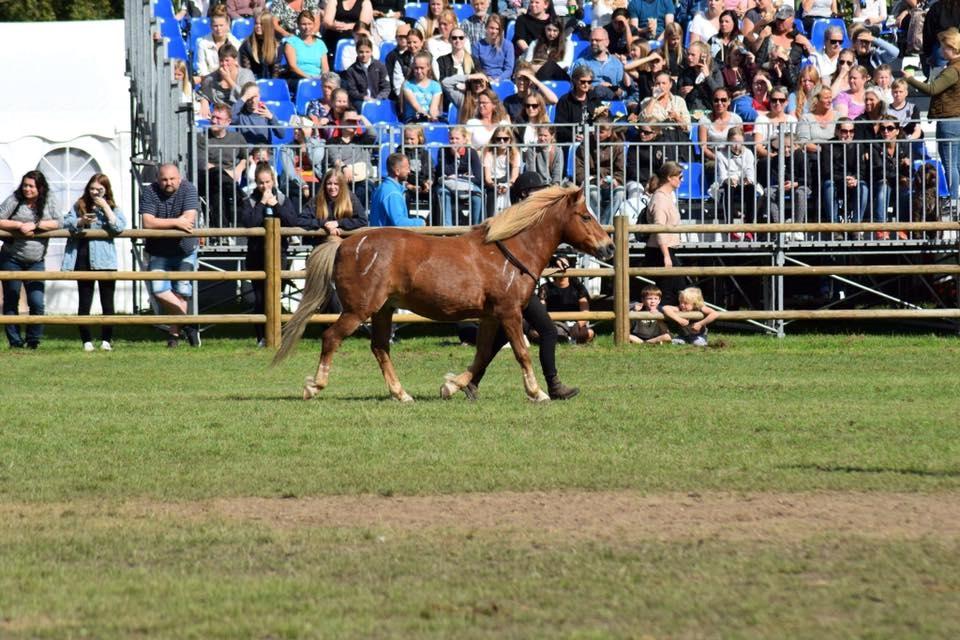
left=637, top=71, right=691, bottom=151
left=482, top=125, right=521, bottom=214
left=605, top=9, right=639, bottom=59
left=173, top=59, right=200, bottom=113
left=226, top=0, right=264, bottom=19
left=707, top=10, right=743, bottom=63
left=850, top=25, right=899, bottom=74
left=305, top=72, right=342, bottom=125
left=554, top=66, right=605, bottom=146
left=401, top=51, right=444, bottom=122
left=813, top=25, right=846, bottom=80
left=688, top=0, right=722, bottom=44
left=427, top=9, right=462, bottom=61
left=720, top=46, right=755, bottom=97
left=323, top=88, right=357, bottom=139
left=524, top=16, right=574, bottom=79
left=369, top=153, right=425, bottom=226
left=284, top=9, right=330, bottom=89
left=337, top=22, right=382, bottom=71
left=661, top=22, right=685, bottom=81
left=271, top=0, right=322, bottom=39
left=502, top=64, right=558, bottom=122
left=513, top=0, right=553, bottom=57
left=199, top=44, right=257, bottom=114
left=576, top=117, right=625, bottom=225
left=754, top=6, right=815, bottom=86
left=753, top=85, right=796, bottom=158
left=833, top=64, right=870, bottom=119
left=196, top=102, right=248, bottom=227
left=436, top=126, right=484, bottom=225
left=711, top=126, right=758, bottom=224
left=397, top=125, right=434, bottom=210
left=321, top=0, right=374, bottom=66
left=872, top=64, right=894, bottom=104
left=516, top=91, right=552, bottom=149
left=758, top=133, right=810, bottom=223
left=624, top=123, right=665, bottom=205
left=239, top=162, right=301, bottom=346
left=698, top=86, right=742, bottom=162
left=232, top=82, right=285, bottom=144
left=474, top=15, right=515, bottom=83
left=628, top=285, right=671, bottom=345
left=886, top=78, right=922, bottom=140
left=309, top=167, right=369, bottom=238
left=196, top=8, right=241, bottom=78
left=662, top=286, right=718, bottom=346
left=854, top=0, right=888, bottom=30
left=323, top=108, right=377, bottom=205
left=796, top=86, right=838, bottom=154
left=524, top=125, right=565, bottom=185
left=628, top=0, right=675, bottom=41
left=443, top=72, right=491, bottom=116
left=464, top=88, right=510, bottom=147
left=541, top=255, right=595, bottom=344
left=867, top=116, right=912, bottom=233
left=371, top=0, right=404, bottom=41
left=829, top=49, right=857, bottom=95
left=415, top=0, right=448, bottom=41
left=853, top=85, right=889, bottom=141
left=572, top=28, right=629, bottom=100
left=462, top=0, right=490, bottom=50
left=278, top=118, right=326, bottom=199
left=679, top=41, right=725, bottom=114
left=239, top=11, right=282, bottom=79
left=386, top=23, right=415, bottom=101
left=342, top=36, right=390, bottom=110
left=435, top=26, right=476, bottom=90
left=819, top=119, right=868, bottom=226
left=788, top=65, right=821, bottom=116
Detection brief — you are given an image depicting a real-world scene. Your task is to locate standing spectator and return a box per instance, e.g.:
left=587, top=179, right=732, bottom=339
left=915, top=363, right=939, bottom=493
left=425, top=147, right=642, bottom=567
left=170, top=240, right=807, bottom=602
left=369, top=153, right=425, bottom=226
left=921, top=0, right=960, bottom=79
left=232, top=82, right=285, bottom=144
left=284, top=10, right=330, bottom=89
left=436, top=126, right=484, bottom=225
left=140, top=164, right=201, bottom=348
left=401, top=51, right=444, bottom=122
left=199, top=44, right=257, bottom=115
left=644, top=161, right=684, bottom=305
left=513, top=0, right=552, bottom=56
left=572, top=28, right=629, bottom=100
left=462, top=0, right=491, bottom=50
left=906, top=27, right=960, bottom=203
left=239, top=162, right=300, bottom=346
left=62, top=174, right=126, bottom=352
left=628, top=0, right=674, bottom=40
left=271, top=0, right=322, bottom=39
left=322, top=0, right=374, bottom=67
left=524, top=17, right=574, bottom=79
left=196, top=8, right=241, bottom=78
left=0, top=171, right=62, bottom=349
left=239, top=11, right=282, bottom=79
left=342, top=36, right=391, bottom=110
left=554, top=66, right=604, bottom=146
left=196, top=102, right=248, bottom=227
left=474, top=15, right=515, bottom=83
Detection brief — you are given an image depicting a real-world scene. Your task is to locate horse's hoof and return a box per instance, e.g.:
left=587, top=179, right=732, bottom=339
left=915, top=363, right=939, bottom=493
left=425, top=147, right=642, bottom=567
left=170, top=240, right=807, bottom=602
left=440, top=380, right=459, bottom=400
left=394, top=391, right=414, bottom=403
left=303, top=376, right=318, bottom=400
left=527, top=389, right=551, bottom=403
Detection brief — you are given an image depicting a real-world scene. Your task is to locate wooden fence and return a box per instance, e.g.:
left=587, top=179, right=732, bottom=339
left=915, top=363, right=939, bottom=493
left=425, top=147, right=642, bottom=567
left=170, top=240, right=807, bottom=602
left=2, top=217, right=959, bottom=347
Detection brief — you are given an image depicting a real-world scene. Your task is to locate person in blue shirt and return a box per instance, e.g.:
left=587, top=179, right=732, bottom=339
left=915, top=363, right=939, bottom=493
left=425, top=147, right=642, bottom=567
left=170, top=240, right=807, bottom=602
left=369, top=153, right=425, bottom=226
left=572, top=29, right=628, bottom=101
left=627, top=0, right=675, bottom=40
left=474, top=14, right=515, bottom=82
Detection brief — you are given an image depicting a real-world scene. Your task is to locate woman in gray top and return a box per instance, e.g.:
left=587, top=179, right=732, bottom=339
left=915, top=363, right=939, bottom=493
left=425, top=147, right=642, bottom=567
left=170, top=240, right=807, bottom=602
left=0, top=171, right=62, bottom=349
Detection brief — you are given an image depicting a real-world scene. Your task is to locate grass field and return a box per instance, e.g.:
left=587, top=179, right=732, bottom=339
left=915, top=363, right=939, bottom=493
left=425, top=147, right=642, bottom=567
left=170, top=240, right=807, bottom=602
left=1, top=332, right=959, bottom=638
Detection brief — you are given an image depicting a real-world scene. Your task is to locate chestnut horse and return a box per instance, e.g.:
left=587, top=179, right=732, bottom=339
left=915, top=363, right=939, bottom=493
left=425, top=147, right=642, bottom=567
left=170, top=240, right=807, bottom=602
left=273, top=185, right=615, bottom=402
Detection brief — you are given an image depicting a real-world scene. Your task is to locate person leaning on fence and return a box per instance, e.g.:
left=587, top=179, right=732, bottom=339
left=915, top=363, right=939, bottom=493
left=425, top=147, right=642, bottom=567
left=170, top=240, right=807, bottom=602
left=643, top=161, right=684, bottom=306
left=240, top=161, right=301, bottom=347
left=523, top=125, right=565, bottom=185
left=141, top=163, right=202, bottom=348
left=369, top=153, right=425, bottom=227
left=62, top=174, right=127, bottom=352
left=628, top=285, right=671, bottom=344
left=0, top=170, right=62, bottom=350
left=436, top=126, right=484, bottom=225
left=662, top=286, right=719, bottom=346
left=309, top=168, right=369, bottom=239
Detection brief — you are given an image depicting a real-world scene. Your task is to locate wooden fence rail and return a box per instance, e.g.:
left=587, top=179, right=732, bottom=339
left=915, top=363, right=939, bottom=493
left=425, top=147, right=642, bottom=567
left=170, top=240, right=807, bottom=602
left=1, top=217, right=958, bottom=345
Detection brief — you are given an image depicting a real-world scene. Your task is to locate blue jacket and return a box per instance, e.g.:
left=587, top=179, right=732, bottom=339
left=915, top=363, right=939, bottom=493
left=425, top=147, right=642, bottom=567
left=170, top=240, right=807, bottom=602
left=573, top=54, right=625, bottom=91
left=62, top=206, right=127, bottom=271
left=369, top=177, right=424, bottom=227
left=474, top=38, right=515, bottom=82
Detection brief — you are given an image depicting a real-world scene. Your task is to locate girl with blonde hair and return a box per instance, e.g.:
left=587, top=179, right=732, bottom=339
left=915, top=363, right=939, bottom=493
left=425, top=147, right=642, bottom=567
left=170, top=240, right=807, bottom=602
left=239, top=11, right=281, bottom=79
left=482, top=125, right=522, bottom=214
left=313, top=168, right=368, bottom=236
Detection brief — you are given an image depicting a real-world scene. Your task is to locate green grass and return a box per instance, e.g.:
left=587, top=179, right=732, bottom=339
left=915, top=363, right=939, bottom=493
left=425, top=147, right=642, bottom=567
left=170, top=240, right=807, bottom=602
left=1, top=333, right=959, bottom=637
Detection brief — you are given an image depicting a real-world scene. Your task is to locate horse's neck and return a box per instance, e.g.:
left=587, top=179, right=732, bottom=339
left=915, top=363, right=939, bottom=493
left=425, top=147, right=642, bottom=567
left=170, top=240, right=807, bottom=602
left=505, top=218, right=564, bottom=278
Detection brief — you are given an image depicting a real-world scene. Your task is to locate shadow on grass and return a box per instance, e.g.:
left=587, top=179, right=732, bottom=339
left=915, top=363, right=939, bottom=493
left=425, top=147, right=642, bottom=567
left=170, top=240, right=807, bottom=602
left=223, top=394, right=456, bottom=403
left=782, top=464, right=960, bottom=478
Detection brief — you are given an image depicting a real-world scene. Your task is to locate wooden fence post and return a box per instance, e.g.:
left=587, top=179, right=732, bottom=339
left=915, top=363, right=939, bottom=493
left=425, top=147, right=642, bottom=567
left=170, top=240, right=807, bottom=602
left=264, top=216, right=281, bottom=348
left=613, top=215, right=630, bottom=345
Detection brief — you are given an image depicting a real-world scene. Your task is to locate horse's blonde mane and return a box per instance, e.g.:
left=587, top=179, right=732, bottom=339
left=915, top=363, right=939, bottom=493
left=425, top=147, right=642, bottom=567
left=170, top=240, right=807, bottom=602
left=483, top=185, right=581, bottom=243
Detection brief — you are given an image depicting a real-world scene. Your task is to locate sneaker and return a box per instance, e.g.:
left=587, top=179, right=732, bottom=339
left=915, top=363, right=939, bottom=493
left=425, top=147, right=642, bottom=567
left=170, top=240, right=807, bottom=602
left=875, top=231, right=890, bottom=240
left=100, top=341, right=112, bottom=351
left=26, top=342, right=38, bottom=350
left=183, top=326, right=202, bottom=347
left=167, top=334, right=180, bottom=348
left=672, top=337, right=687, bottom=345
left=256, top=338, right=266, bottom=348
left=83, top=341, right=95, bottom=352
left=692, top=336, right=708, bottom=347
left=896, top=231, right=909, bottom=240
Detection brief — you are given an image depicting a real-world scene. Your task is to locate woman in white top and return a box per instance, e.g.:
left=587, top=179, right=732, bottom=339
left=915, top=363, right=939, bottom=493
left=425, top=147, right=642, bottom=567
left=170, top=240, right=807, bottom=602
left=796, top=86, right=837, bottom=153
left=482, top=125, right=521, bottom=214
left=854, top=0, right=887, bottom=28
left=195, top=10, right=241, bottom=78
left=698, top=86, right=743, bottom=161
left=688, top=0, right=723, bottom=44
left=465, top=88, right=510, bottom=148
left=426, top=9, right=466, bottom=61
left=754, top=85, right=797, bottom=158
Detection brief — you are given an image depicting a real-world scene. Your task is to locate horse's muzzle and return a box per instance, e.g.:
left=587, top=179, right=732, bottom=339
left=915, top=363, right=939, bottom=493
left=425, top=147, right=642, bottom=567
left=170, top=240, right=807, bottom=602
left=595, top=242, right=615, bottom=262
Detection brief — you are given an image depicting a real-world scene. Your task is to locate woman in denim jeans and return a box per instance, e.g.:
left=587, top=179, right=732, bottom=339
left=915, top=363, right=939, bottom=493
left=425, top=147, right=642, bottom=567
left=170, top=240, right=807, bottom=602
left=62, top=174, right=127, bottom=352
left=436, top=126, right=484, bottom=225
left=0, top=171, right=62, bottom=349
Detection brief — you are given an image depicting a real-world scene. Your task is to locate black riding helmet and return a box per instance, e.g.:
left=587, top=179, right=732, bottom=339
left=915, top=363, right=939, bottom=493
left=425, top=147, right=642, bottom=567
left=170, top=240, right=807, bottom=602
left=509, top=171, right=551, bottom=203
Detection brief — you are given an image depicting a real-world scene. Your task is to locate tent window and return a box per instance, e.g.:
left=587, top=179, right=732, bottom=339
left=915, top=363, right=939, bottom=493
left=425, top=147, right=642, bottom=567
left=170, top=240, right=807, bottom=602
left=0, top=158, right=14, bottom=199
left=37, top=147, right=101, bottom=210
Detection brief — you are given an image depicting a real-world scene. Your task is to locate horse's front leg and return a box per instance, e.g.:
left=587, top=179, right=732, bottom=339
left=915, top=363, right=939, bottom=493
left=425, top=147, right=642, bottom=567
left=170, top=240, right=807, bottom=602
left=501, top=313, right=550, bottom=403
left=441, top=317, right=499, bottom=400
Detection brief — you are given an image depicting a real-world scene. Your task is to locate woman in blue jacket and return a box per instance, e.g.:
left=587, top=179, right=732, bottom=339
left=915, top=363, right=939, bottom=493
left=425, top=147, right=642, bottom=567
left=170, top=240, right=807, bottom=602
left=62, top=174, right=127, bottom=352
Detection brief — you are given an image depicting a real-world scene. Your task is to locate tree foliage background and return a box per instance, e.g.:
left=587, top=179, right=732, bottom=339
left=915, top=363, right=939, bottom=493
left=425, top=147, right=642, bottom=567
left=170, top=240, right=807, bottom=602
left=0, top=0, right=124, bottom=21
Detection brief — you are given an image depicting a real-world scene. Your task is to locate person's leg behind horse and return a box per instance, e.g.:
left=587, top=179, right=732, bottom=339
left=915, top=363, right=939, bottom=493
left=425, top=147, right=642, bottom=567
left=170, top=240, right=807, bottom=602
left=522, top=294, right=579, bottom=399
left=442, top=316, right=500, bottom=400
left=370, top=304, right=413, bottom=402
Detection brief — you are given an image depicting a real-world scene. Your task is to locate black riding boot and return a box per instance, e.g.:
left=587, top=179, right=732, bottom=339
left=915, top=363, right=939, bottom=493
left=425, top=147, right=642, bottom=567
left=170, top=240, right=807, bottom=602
left=547, top=375, right=579, bottom=400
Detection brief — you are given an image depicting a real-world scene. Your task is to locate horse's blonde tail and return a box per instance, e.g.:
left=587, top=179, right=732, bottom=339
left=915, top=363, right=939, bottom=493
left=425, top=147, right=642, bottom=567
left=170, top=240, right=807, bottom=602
left=272, top=237, right=342, bottom=365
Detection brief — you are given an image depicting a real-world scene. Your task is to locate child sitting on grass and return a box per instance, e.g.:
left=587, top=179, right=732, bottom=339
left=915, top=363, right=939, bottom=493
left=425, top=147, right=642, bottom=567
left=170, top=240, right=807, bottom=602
left=662, top=287, right=719, bottom=346
left=629, top=285, right=672, bottom=344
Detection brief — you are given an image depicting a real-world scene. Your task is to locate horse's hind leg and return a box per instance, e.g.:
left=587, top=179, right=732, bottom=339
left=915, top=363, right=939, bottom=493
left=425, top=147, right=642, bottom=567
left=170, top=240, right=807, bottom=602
left=370, top=306, right=413, bottom=403
left=502, top=314, right=549, bottom=403
left=303, top=312, right=363, bottom=400
left=441, top=317, right=499, bottom=400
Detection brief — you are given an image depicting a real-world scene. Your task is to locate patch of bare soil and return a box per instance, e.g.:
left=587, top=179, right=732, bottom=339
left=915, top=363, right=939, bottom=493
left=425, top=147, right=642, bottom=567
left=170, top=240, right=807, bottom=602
left=13, top=491, right=960, bottom=543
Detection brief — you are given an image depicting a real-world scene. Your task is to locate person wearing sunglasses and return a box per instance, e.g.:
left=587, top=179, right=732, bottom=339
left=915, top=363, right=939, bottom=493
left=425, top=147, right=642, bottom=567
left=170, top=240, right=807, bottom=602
left=500, top=63, right=558, bottom=122
left=517, top=91, right=551, bottom=150
left=554, top=66, right=604, bottom=145
left=482, top=126, right=521, bottom=214
left=819, top=118, right=868, bottom=232
left=753, top=85, right=796, bottom=159
left=813, top=26, right=846, bottom=80
left=828, top=49, right=857, bottom=94
left=849, top=25, right=899, bottom=75
left=756, top=132, right=811, bottom=229
left=698, top=87, right=742, bottom=162
left=434, top=27, right=477, bottom=93
left=866, top=115, right=912, bottom=238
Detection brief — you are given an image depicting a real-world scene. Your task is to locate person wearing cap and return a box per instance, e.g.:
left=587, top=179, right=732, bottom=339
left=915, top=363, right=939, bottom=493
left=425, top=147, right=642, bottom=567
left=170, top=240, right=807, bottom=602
left=755, top=5, right=815, bottom=85
left=461, top=171, right=581, bottom=400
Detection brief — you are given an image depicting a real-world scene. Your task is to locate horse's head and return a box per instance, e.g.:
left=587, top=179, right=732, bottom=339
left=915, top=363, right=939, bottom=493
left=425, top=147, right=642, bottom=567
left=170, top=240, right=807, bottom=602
left=560, top=187, right=615, bottom=262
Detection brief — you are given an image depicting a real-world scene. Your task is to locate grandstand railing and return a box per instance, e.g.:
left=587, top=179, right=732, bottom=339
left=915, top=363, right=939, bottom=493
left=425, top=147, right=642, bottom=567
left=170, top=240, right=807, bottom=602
left=3, top=217, right=959, bottom=347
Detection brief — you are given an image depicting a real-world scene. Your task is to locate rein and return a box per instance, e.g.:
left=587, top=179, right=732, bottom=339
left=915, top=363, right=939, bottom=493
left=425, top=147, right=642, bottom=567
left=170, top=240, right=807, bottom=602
left=494, top=240, right=539, bottom=282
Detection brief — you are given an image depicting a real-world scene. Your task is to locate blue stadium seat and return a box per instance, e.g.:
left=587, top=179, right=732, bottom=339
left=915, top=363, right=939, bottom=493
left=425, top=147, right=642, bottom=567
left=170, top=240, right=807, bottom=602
left=295, top=79, right=324, bottom=114
left=809, top=18, right=851, bottom=51
left=380, top=41, right=397, bottom=63
left=265, top=100, right=297, bottom=144
left=427, top=141, right=444, bottom=164
left=405, top=2, right=428, bottom=21
left=424, top=124, right=449, bottom=146
left=188, top=17, right=211, bottom=53
left=453, top=3, right=473, bottom=21
left=677, top=162, right=709, bottom=200
left=606, top=100, right=628, bottom=118
left=492, top=80, right=516, bottom=102
left=572, top=38, right=590, bottom=60
left=361, top=99, right=399, bottom=125
left=689, top=123, right=701, bottom=157
left=505, top=20, right=515, bottom=43
left=152, top=0, right=175, bottom=19
left=334, top=38, right=355, bottom=72
left=566, top=143, right=578, bottom=180
left=545, top=104, right=556, bottom=121
left=544, top=79, right=571, bottom=97
left=257, top=79, right=291, bottom=103
left=582, top=2, right=593, bottom=24
left=448, top=102, right=459, bottom=124
left=156, top=17, right=188, bottom=61
left=231, top=17, right=254, bottom=41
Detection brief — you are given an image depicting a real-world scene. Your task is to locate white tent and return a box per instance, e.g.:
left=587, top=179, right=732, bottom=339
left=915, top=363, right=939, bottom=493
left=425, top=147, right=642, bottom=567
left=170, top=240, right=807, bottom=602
left=0, top=19, right=134, bottom=314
